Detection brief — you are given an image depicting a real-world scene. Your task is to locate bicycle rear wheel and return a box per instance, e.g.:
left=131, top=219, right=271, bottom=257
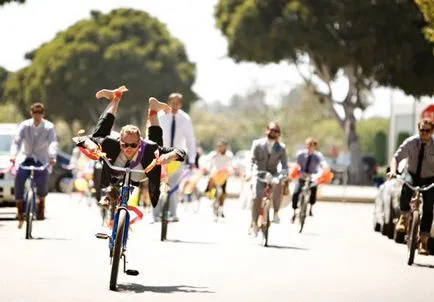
left=25, top=189, right=35, bottom=240
left=262, top=200, right=271, bottom=247
left=407, top=211, right=419, bottom=266
left=161, top=196, right=169, bottom=241
left=110, top=209, right=126, bottom=290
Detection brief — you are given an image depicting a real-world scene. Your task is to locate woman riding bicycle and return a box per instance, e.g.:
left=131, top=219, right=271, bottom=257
left=74, top=87, right=187, bottom=211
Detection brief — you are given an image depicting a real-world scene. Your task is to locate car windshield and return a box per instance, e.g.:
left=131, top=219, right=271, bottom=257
left=0, top=134, right=13, bottom=155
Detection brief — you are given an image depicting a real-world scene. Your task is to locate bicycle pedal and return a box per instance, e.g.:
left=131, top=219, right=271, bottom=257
left=95, top=232, right=109, bottom=239
left=125, top=269, right=139, bottom=276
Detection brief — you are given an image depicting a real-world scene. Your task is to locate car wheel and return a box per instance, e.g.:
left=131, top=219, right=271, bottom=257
left=56, top=175, right=73, bottom=193
left=394, top=229, right=405, bottom=244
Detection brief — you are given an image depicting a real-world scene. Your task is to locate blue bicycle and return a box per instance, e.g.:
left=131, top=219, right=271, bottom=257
left=95, top=155, right=156, bottom=291
left=19, top=162, right=50, bottom=239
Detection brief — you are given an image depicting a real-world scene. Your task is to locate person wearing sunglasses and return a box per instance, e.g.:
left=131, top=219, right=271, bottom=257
left=74, top=87, right=187, bottom=212
left=10, top=102, right=58, bottom=226
left=248, top=122, right=288, bottom=233
left=388, top=117, right=434, bottom=255
left=291, top=137, right=328, bottom=222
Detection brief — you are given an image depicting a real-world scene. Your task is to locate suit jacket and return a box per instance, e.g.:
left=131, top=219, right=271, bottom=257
left=250, top=137, right=288, bottom=175
left=86, top=112, right=186, bottom=207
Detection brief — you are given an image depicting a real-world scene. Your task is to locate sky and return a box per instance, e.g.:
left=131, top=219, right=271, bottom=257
left=0, top=0, right=422, bottom=119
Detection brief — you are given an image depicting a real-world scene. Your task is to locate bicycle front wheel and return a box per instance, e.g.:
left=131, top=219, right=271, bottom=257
left=25, top=189, right=35, bottom=240
left=407, top=211, right=419, bottom=266
left=299, top=192, right=309, bottom=233
left=161, top=196, right=169, bottom=241
left=110, top=209, right=126, bottom=290
left=262, top=199, right=271, bottom=247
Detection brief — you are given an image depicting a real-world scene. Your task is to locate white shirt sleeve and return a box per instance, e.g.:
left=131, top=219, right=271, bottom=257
left=184, top=116, right=197, bottom=165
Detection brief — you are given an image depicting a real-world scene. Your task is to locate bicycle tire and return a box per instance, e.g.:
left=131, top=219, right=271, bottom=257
left=25, top=189, right=34, bottom=240
left=299, top=192, right=309, bottom=233
left=407, top=211, right=419, bottom=266
left=263, top=199, right=271, bottom=247
left=110, top=209, right=126, bottom=290
left=161, top=196, right=169, bottom=241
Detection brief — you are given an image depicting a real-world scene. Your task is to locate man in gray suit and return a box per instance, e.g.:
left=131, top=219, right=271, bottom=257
left=249, top=122, right=288, bottom=231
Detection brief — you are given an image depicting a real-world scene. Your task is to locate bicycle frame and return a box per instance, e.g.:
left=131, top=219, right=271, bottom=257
left=19, top=163, right=49, bottom=239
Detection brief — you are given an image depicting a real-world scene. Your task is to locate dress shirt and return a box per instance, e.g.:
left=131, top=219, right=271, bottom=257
left=158, top=110, right=196, bottom=164
left=10, top=118, right=58, bottom=166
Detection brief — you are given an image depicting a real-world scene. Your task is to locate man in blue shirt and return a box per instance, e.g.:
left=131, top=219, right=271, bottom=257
left=10, top=103, right=58, bottom=227
left=291, top=137, right=328, bottom=222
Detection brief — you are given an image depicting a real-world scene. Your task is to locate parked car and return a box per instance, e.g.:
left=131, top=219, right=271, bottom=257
left=0, top=123, right=19, bottom=205
left=48, top=151, right=73, bottom=193
left=373, top=160, right=408, bottom=243
left=373, top=175, right=403, bottom=241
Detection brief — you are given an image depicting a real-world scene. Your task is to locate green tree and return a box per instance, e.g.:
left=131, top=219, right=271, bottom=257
left=3, top=9, right=197, bottom=128
left=215, top=0, right=434, bottom=183
left=416, top=0, right=434, bottom=45
left=0, top=0, right=25, bottom=5
left=374, top=131, right=387, bottom=166
left=0, top=66, right=9, bottom=101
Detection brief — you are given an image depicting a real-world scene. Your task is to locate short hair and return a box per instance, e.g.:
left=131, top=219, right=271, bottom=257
left=266, top=121, right=280, bottom=131
left=168, top=92, right=183, bottom=102
left=30, top=102, right=45, bottom=113
left=418, top=118, right=433, bottom=130
left=305, top=137, right=317, bottom=146
left=120, top=125, right=141, bottom=141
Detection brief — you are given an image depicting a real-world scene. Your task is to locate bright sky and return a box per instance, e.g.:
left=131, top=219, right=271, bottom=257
left=0, top=0, right=416, bottom=118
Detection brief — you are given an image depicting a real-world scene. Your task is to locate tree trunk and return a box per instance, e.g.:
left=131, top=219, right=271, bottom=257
left=342, top=107, right=367, bottom=185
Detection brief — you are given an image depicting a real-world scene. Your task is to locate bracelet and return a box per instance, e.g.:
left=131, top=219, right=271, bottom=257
left=148, top=109, right=158, bottom=118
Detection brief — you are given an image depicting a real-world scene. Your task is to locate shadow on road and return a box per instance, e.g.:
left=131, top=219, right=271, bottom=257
left=117, top=283, right=214, bottom=294
left=266, top=244, right=309, bottom=251
left=165, top=239, right=215, bottom=245
left=30, top=237, right=71, bottom=241
left=414, top=263, right=434, bottom=269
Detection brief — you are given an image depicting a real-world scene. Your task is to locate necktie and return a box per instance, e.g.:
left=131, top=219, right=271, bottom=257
left=124, top=159, right=131, bottom=168
left=304, top=154, right=312, bottom=174
left=170, top=115, right=176, bottom=147
left=415, top=142, right=425, bottom=182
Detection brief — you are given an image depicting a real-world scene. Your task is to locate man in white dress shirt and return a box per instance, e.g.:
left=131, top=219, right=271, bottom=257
left=156, top=92, right=197, bottom=222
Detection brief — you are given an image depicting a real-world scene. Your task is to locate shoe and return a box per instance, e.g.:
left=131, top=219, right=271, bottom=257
left=272, top=215, right=280, bottom=224
left=37, top=199, right=45, bottom=220
left=396, top=214, right=407, bottom=233
left=16, top=214, right=24, bottom=229
left=291, top=212, right=296, bottom=224
left=170, top=216, right=180, bottom=223
left=249, top=222, right=259, bottom=237
left=309, top=207, right=313, bottom=217
left=419, top=236, right=430, bottom=256
left=98, top=196, right=111, bottom=208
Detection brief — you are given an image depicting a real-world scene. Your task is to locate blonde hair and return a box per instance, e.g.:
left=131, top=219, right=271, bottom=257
left=418, top=118, right=433, bottom=130
left=168, top=92, right=183, bottom=102
left=120, top=125, right=141, bottom=141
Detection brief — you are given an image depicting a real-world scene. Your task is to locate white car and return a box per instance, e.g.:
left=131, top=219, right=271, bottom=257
left=0, top=123, right=18, bottom=204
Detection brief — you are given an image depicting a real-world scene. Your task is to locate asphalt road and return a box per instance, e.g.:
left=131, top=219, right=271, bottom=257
left=0, top=193, right=433, bottom=302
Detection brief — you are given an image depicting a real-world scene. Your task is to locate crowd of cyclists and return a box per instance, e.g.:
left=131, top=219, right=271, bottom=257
left=9, top=85, right=433, bottom=258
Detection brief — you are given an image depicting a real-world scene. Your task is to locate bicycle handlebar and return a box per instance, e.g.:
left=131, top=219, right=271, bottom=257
left=19, top=163, right=50, bottom=171
left=255, top=170, right=281, bottom=185
left=100, top=155, right=157, bottom=175
left=402, top=180, right=434, bottom=192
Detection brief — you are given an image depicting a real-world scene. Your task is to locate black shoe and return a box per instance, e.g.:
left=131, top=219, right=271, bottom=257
left=309, top=208, right=313, bottom=217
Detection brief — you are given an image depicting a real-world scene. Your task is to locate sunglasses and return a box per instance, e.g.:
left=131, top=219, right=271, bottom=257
left=269, top=128, right=280, bottom=133
left=419, top=128, right=432, bottom=133
left=120, top=141, right=139, bottom=148
left=32, top=110, right=44, bottom=114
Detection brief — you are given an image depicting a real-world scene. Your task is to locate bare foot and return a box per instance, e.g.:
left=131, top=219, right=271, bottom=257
left=149, top=97, right=171, bottom=113
left=96, top=86, right=128, bottom=101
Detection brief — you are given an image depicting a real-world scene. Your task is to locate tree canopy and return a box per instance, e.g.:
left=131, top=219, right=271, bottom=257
left=215, top=0, right=434, bottom=183
left=0, top=0, right=25, bottom=5
left=416, top=0, right=434, bottom=46
left=3, top=8, right=197, bottom=128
